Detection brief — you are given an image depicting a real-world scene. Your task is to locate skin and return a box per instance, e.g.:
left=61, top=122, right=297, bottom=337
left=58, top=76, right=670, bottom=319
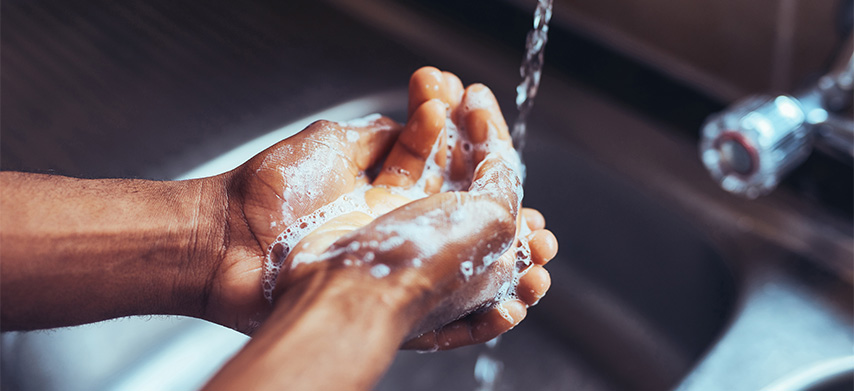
left=0, top=67, right=558, bottom=390
left=275, top=67, right=556, bottom=346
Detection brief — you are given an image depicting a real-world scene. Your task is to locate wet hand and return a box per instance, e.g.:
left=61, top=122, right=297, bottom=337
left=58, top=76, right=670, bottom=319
left=272, top=67, right=558, bottom=349
left=202, top=115, right=402, bottom=333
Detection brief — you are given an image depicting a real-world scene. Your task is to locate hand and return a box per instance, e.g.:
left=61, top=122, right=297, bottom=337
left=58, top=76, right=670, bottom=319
left=203, top=67, right=557, bottom=344
left=271, top=67, right=558, bottom=349
left=203, top=67, right=557, bottom=390
left=203, top=115, right=403, bottom=332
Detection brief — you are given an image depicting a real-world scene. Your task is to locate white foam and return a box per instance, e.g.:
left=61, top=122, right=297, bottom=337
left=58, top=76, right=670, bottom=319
left=460, top=261, right=474, bottom=281
left=262, top=106, right=532, bottom=307
left=335, top=113, right=382, bottom=128
left=346, top=130, right=360, bottom=142
left=262, top=184, right=374, bottom=301
left=377, top=236, right=406, bottom=252
left=462, top=86, right=497, bottom=112
left=495, top=300, right=514, bottom=322
left=440, top=110, right=473, bottom=192
left=370, top=264, right=391, bottom=278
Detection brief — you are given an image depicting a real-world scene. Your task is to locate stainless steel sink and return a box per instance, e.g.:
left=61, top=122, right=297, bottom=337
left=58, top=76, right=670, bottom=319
left=178, top=90, right=739, bottom=391
left=0, top=91, right=737, bottom=391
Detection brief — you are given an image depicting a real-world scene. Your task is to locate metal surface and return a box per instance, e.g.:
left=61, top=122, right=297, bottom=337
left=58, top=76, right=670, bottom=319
left=699, top=45, right=854, bottom=198
left=760, top=356, right=854, bottom=391
left=700, top=95, right=815, bottom=198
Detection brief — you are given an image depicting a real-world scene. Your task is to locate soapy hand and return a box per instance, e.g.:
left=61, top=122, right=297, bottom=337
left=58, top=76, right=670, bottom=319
left=261, top=67, right=556, bottom=349
left=202, top=114, right=403, bottom=332
left=204, top=67, right=556, bottom=350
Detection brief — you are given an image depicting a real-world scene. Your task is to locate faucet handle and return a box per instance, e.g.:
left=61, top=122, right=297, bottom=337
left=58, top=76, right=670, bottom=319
left=700, top=95, right=814, bottom=198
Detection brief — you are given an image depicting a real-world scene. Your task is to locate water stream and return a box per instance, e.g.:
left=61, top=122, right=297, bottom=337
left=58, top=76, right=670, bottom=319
left=474, top=2, right=554, bottom=390
left=511, top=0, right=554, bottom=157
left=474, top=337, right=503, bottom=391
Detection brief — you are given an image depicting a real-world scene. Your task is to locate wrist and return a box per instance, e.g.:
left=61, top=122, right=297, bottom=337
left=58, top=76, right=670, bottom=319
left=274, top=258, right=431, bottom=330
left=208, top=268, right=419, bottom=391
left=168, top=175, right=230, bottom=319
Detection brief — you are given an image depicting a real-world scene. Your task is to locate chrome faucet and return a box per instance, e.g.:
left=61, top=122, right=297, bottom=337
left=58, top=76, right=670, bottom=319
left=699, top=45, right=853, bottom=198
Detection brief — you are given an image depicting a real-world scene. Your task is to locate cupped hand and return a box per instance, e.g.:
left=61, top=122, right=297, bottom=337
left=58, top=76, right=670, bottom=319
left=271, top=67, right=558, bottom=350
left=204, top=115, right=403, bottom=332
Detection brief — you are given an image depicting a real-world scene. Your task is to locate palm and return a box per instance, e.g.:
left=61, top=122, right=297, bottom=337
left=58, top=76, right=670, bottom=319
left=206, top=118, right=401, bottom=333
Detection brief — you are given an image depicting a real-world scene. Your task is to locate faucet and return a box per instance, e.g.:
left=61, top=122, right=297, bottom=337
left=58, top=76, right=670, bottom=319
left=699, top=43, right=853, bottom=199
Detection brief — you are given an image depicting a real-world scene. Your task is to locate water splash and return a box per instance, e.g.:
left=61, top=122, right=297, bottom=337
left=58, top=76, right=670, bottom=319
left=512, top=0, right=554, bottom=157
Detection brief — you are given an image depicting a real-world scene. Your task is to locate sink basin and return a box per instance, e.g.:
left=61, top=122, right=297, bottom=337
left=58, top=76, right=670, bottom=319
left=181, top=91, right=737, bottom=391
left=1, top=92, right=737, bottom=391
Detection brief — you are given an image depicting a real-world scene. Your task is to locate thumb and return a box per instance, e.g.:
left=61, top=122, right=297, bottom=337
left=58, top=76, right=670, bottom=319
left=333, top=114, right=403, bottom=171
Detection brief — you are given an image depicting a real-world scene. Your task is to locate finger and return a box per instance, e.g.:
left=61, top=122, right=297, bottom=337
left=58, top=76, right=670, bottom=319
left=296, top=116, right=403, bottom=175
left=468, top=156, right=523, bottom=217
left=260, top=116, right=399, bottom=219
left=522, top=208, right=546, bottom=230
left=460, top=84, right=511, bottom=159
left=408, top=66, right=464, bottom=117
left=516, top=265, right=551, bottom=305
left=334, top=115, right=404, bottom=171
left=245, top=118, right=398, bottom=241
left=454, top=84, right=516, bottom=183
left=529, top=229, right=558, bottom=265
left=373, top=99, right=447, bottom=191
left=470, top=299, right=527, bottom=343
left=401, top=300, right=527, bottom=351
left=364, top=187, right=412, bottom=215
left=279, top=211, right=375, bottom=271
left=401, top=330, right=439, bottom=351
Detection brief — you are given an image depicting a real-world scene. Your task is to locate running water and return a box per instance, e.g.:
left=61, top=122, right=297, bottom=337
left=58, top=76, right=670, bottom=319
left=474, top=2, right=554, bottom=390
left=511, top=0, right=554, bottom=157
left=474, top=337, right=503, bottom=391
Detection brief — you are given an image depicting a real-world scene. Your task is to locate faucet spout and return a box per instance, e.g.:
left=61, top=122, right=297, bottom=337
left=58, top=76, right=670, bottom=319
left=699, top=40, right=853, bottom=198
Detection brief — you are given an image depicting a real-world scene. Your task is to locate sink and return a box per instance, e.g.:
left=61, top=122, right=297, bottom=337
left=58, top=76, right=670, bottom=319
left=176, top=90, right=738, bottom=391
left=179, top=90, right=738, bottom=391
left=1, top=92, right=737, bottom=391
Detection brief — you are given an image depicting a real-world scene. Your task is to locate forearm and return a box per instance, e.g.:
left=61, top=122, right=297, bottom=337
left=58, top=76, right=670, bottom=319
left=205, top=269, right=418, bottom=391
left=0, top=172, right=227, bottom=330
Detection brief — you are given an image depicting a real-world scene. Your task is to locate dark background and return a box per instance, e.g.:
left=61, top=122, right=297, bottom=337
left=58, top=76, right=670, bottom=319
left=1, top=1, right=427, bottom=180
left=2, top=0, right=850, bottom=216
